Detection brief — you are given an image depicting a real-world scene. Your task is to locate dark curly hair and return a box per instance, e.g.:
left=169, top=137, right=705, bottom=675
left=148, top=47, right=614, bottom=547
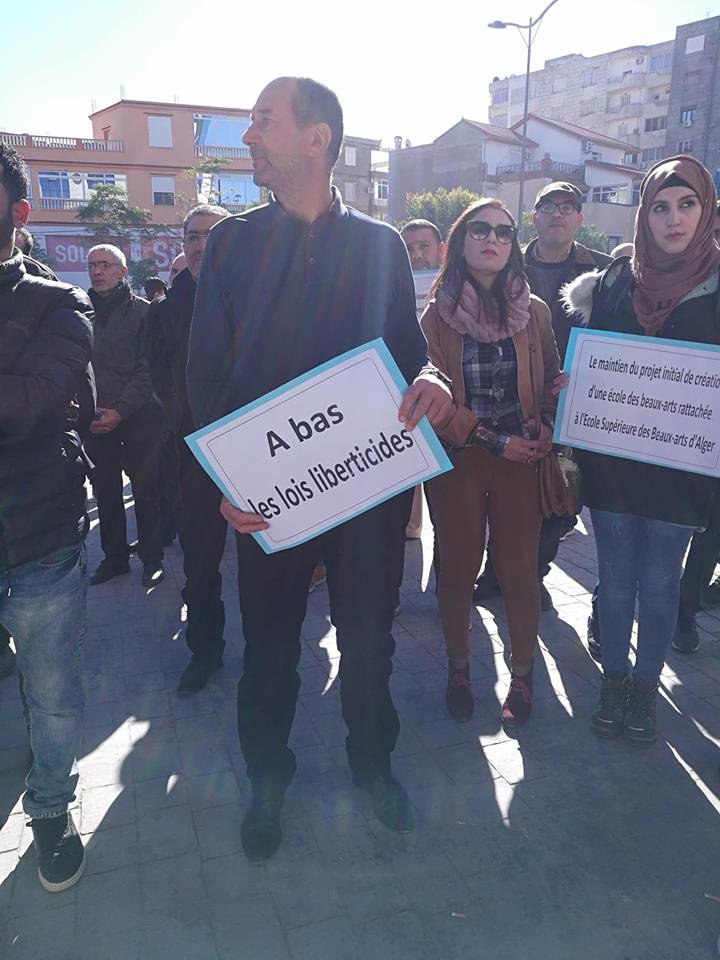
left=0, top=142, right=30, bottom=204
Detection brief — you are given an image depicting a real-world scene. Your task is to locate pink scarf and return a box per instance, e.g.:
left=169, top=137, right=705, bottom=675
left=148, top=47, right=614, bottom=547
left=436, top=278, right=531, bottom=343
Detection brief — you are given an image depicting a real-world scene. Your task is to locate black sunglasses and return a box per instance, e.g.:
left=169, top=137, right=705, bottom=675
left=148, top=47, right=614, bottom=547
left=466, top=220, right=517, bottom=244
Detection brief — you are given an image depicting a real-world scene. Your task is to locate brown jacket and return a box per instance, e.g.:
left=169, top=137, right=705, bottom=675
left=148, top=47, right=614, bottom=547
left=420, top=294, right=560, bottom=449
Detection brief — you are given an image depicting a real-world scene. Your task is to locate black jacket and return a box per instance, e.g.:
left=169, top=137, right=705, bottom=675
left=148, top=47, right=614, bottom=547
left=524, top=239, right=612, bottom=362
left=188, top=191, right=428, bottom=429
left=565, top=259, right=720, bottom=528
left=88, top=280, right=153, bottom=419
left=0, top=252, right=95, bottom=571
left=146, top=267, right=196, bottom=437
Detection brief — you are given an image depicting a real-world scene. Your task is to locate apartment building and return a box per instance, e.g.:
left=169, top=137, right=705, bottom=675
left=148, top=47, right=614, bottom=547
left=664, top=17, right=720, bottom=173
left=2, top=99, right=383, bottom=283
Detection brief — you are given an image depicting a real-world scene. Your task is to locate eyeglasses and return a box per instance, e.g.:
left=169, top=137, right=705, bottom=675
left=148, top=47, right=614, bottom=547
left=87, top=260, right=119, bottom=271
left=535, top=200, right=580, bottom=215
left=466, top=220, right=517, bottom=244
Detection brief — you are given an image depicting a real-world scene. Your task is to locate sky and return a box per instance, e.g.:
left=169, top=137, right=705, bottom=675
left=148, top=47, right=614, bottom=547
left=3, top=0, right=719, bottom=148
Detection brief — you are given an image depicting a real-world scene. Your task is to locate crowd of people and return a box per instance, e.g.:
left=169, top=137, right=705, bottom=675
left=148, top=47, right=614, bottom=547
left=1, top=74, right=719, bottom=892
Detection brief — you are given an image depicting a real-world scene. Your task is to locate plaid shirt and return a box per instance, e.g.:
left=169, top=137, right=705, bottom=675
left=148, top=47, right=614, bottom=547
left=462, top=334, right=528, bottom=456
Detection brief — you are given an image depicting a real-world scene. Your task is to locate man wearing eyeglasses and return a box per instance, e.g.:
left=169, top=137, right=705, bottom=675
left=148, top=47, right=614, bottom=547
left=475, top=182, right=611, bottom=614
left=84, top=245, right=165, bottom=588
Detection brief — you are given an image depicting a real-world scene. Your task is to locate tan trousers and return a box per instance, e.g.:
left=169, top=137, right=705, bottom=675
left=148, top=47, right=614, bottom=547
left=428, top=445, right=542, bottom=669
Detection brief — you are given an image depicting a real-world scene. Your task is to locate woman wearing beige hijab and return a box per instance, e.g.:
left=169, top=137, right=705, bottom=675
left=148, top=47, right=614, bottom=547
left=562, top=156, right=720, bottom=745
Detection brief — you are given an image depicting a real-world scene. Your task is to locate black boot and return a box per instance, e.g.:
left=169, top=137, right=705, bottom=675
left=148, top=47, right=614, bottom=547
left=89, top=559, right=130, bottom=586
left=241, top=785, right=284, bottom=862
left=591, top=672, right=629, bottom=738
left=355, top=772, right=414, bottom=833
left=446, top=661, right=474, bottom=722
left=624, top=676, right=658, bottom=746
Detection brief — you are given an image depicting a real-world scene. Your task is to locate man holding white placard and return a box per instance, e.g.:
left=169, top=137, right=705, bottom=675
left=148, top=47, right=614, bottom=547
left=187, top=77, right=451, bottom=861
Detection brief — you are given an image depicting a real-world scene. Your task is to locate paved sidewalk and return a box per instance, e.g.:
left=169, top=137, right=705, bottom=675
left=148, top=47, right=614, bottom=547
left=2, top=500, right=720, bottom=959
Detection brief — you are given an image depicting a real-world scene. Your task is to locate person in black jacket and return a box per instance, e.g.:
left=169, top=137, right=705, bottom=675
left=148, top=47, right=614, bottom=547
left=84, top=245, right=164, bottom=588
left=0, top=143, right=94, bottom=892
left=146, top=204, right=229, bottom=695
left=562, top=156, right=720, bottom=745
left=188, top=77, right=450, bottom=862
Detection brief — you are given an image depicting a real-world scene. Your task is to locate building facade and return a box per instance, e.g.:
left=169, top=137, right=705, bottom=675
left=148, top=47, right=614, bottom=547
left=3, top=99, right=382, bottom=283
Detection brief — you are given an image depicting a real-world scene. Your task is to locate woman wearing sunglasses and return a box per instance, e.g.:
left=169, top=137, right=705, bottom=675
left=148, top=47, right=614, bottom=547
left=561, top=156, right=720, bottom=744
left=421, top=199, right=560, bottom=724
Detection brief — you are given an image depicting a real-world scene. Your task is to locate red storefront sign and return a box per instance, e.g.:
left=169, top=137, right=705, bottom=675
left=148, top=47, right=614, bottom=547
left=45, top=235, right=131, bottom=272
left=139, top=236, right=183, bottom=270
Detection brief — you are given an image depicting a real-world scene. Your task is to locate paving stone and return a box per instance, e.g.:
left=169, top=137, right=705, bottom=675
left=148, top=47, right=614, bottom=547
left=136, top=805, right=197, bottom=863
left=185, top=771, right=243, bottom=811
left=193, top=802, right=245, bottom=862
left=212, top=892, right=290, bottom=960
left=79, top=783, right=134, bottom=834
left=287, top=916, right=364, bottom=960
left=140, top=851, right=207, bottom=912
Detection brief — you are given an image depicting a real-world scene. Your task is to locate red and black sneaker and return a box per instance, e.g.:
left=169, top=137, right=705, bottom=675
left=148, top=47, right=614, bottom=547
left=501, top=673, right=533, bottom=726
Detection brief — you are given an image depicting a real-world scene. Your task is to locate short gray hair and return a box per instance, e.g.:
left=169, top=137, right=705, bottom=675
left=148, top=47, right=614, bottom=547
left=182, top=204, right=229, bottom=237
left=87, top=243, right=127, bottom=269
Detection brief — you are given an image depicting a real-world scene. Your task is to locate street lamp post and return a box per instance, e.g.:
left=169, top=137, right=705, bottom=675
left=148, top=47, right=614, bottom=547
left=489, top=0, right=561, bottom=235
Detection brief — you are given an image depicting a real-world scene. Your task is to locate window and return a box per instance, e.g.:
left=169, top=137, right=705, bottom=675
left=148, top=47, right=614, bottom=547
left=641, top=146, right=665, bottom=163
left=147, top=115, right=172, bottom=148
left=344, top=146, right=357, bottom=166
left=590, top=185, right=629, bottom=204
left=510, top=87, right=524, bottom=104
left=678, top=140, right=693, bottom=153
left=552, top=75, right=567, bottom=93
left=492, top=88, right=509, bottom=104
left=151, top=175, right=175, bottom=206
left=38, top=170, right=126, bottom=199
left=618, top=123, right=628, bottom=138
left=580, top=100, right=595, bottom=116
left=344, top=181, right=357, bottom=202
left=632, top=183, right=641, bottom=205
left=681, top=106, right=696, bottom=127
left=193, top=114, right=250, bottom=148
left=644, top=116, right=667, bottom=132
left=38, top=171, right=69, bottom=199
left=581, top=68, right=595, bottom=87
left=684, top=70, right=702, bottom=87
left=686, top=35, right=705, bottom=55
left=620, top=92, right=631, bottom=106
left=650, top=52, right=673, bottom=72
left=375, top=179, right=389, bottom=200
left=212, top=172, right=260, bottom=208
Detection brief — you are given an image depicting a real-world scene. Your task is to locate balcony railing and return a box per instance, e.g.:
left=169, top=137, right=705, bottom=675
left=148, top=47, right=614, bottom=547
left=496, top=159, right=584, bottom=177
left=607, top=73, right=648, bottom=89
left=0, top=132, right=124, bottom=151
left=39, top=198, right=88, bottom=210
left=606, top=101, right=643, bottom=116
left=194, top=145, right=251, bottom=159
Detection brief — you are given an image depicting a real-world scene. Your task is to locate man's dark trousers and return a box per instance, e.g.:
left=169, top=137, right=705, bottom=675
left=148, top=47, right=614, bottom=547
left=85, top=403, right=164, bottom=567
left=178, top=442, right=227, bottom=668
left=235, top=489, right=412, bottom=791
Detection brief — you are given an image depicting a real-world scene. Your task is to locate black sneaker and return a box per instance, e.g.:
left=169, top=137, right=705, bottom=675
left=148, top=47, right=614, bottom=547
left=142, top=562, right=165, bottom=588
left=241, top=787, right=284, bottom=862
left=587, top=613, right=601, bottom=663
left=671, top=619, right=701, bottom=654
left=89, top=559, right=130, bottom=586
left=446, top=662, right=474, bottom=722
left=700, top=576, right=720, bottom=610
left=31, top=812, right=85, bottom=892
left=591, top=672, right=629, bottom=738
left=177, top=657, right=222, bottom=696
left=539, top=582, right=554, bottom=612
left=624, top=677, right=658, bottom=746
left=473, top=573, right=501, bottom=605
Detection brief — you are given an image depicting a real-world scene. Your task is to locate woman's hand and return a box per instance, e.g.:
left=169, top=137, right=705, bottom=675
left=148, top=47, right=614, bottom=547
left=502, top=436, right=549, bottom=464
left=551, top=371, right=570, bottom=396
left=220, top=496, right=270, bottom=534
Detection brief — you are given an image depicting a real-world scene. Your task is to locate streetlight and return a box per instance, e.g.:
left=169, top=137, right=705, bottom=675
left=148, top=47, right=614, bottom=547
left=489, top=0, right=561, bottom=234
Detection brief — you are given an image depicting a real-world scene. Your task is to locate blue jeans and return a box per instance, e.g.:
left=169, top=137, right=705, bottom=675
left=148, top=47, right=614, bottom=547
left=0, top=544, right=87, bottom=819
left=590, top=510, right=693, bottom=684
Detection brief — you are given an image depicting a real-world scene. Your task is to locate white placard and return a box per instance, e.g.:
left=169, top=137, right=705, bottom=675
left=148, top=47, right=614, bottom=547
left=185, top=339, right=452, bottom=552
left=555, top=328, right=720, bottom=476
left=413, top=269, right=438, bottom=319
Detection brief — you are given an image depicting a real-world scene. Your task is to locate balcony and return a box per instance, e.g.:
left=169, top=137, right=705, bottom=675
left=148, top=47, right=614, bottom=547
left=606, top=73, right=648, bottom=90
left=0, top=132, right=124, bottom=151
left=194, top=145, right=250, bottom=159
left=606, top=101, right=643, bottom=116
left=496, top=159, right=584, bottom=178
left=39, top=198, right=89, bottom=211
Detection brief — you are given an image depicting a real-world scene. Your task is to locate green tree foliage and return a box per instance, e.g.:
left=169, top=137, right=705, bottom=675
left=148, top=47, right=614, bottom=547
left=401, top=187, right=481, bottom=239
left=128, top=258, right=159, bottom=294
left=75, top=184, right=151, bottom=239
left=521, top=212, right=609, bottom=251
